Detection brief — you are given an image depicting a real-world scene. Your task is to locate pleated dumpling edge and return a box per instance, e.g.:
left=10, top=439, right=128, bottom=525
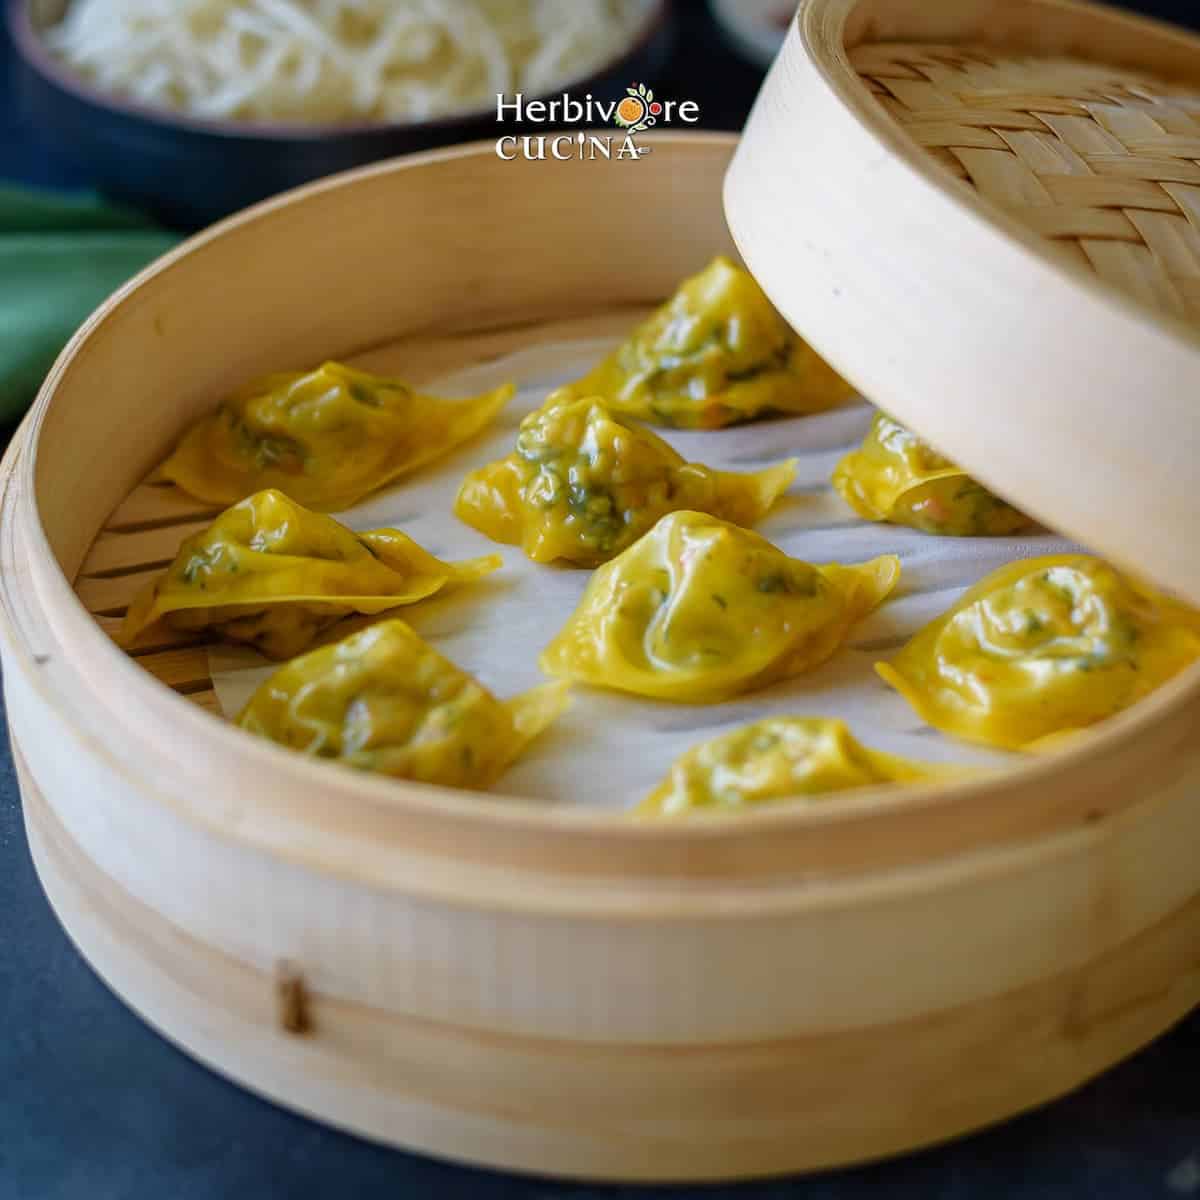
left=638, top=716, right=972, bottom=816
left=876, top=554, right=1200, bottom=750
left=455, top=390, right=797, bottom=567
left=540, top=510, right=900, bottom=703
left=119, top=489, right=502, bottom=660
left=238, top=620, right=570, bottom=790
left=161, top=360, right=514, bottom=511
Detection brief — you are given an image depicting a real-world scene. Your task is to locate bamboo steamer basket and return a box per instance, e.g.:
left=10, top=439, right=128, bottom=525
left=1, top=15, right=1200, bottom=1173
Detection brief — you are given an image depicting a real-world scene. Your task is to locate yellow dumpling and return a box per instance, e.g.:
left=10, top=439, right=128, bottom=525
left=161, top=360, right=513, bottom=511
left=562, top=256, right=854, bottom=429
left=877, top=555, right=1200, bottom=750
left=120, top=489, right=500, bottom=659
left=833, top=411, right=1031, bottom=537
left=455, top=391, right=797, bottom=567
left=238, top=619, right=569, bottom=789
left=639, top=717, right=963, bottom=815
left=541, top=511, right=900, bottom=703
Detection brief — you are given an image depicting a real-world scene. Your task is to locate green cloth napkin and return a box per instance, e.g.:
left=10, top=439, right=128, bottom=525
left=0, top=186, right=179, bottom=424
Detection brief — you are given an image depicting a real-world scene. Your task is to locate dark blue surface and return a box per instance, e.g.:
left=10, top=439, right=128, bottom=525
left=1, top=3, right=1198, bottom=1197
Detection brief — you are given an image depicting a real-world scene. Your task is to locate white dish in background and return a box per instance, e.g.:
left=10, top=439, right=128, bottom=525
left=709, top=0, right=794, bottom=68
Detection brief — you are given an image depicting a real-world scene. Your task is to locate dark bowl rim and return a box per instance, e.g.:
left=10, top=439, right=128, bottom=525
left=6, top=0, right=672, bottom=143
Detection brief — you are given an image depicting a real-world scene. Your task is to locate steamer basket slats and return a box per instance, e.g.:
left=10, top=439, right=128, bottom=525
left=106, top=483, right=220, bottom=532
left=1, top=6, right=1199, bottom=1173
left=77, top=484, right=223, bottom=708
left=81, top=519, right=213, bottom=576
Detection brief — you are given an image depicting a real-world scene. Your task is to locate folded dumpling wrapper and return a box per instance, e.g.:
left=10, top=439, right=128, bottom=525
left=541, top=510, right=900, bottom=703
left=877, top=554, right=1200, bottom=750
left=161, top=360, right=514, bottom=511
left=833, top=410, right=1031, bottom=537
left=120, top=489, right=501, bottom=659
left=639, top=716, right=969, bottom=815
left=456, top=391, right=797, bottom=567
left=238, top=619, right=570, bottom=789
left=560, top=256, right=854, bottom=429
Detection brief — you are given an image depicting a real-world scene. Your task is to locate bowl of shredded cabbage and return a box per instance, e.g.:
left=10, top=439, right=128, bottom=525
left=9, top=0, right=670, bottom=228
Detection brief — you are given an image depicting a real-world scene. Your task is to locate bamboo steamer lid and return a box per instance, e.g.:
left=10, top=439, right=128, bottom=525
left=726, top=0, right=1200, bottom=604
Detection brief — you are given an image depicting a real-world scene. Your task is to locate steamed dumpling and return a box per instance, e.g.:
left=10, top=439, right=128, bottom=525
left=877, top=555, right=1200, bottom=749
left=541, top=511, right=900, bottom=702
left=120, top=489, right=500, bottom=659
left=455, top=391, right=797, bottom=567
left=161, top=360, right=513, bottom=511
left=562, top=256, right=854, bottom=429
left=238, top=619, right=569, bottom=789
left=639, top=717, right=962, bottom=815
left=833, top=411, right=1031, bottom=537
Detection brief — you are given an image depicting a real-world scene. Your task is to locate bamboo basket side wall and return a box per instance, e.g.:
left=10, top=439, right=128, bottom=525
left=19, top=749, right=1200, bottom=1180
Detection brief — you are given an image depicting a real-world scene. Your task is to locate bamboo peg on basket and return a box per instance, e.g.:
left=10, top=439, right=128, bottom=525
left=275, top=961, right=311, bottom=1035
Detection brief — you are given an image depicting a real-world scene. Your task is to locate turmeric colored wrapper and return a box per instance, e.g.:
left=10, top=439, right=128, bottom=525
left=120, top=489, right=500, bottom=659
left=542, top=510, right=900, bottom=703
left=456, top=390, right=797, bottom=567
left=239, top=619, right=569, bottom=790
left=639, top=717, right=966, bottom=816
left=834, top=411, right=1032, bottom=537
left=561, top=256, right=854, bottom=429
left=162, top=360, right=513, bottom=511
left=877, top=555, right=1200, bottom=750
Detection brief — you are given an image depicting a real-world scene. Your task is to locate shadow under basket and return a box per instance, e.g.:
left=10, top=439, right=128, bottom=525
left=2, top=20, right=1200, bottom=1177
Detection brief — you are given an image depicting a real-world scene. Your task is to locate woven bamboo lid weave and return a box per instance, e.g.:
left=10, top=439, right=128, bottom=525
left=727, top=0, right=1200, bottom=604
left=856, top=42, right=1200, bottom=321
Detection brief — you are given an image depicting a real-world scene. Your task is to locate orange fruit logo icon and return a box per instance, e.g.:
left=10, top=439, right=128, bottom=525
left=614, top=83, right=660, bottom=133
left=617, top=96, right=646, bottom=126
